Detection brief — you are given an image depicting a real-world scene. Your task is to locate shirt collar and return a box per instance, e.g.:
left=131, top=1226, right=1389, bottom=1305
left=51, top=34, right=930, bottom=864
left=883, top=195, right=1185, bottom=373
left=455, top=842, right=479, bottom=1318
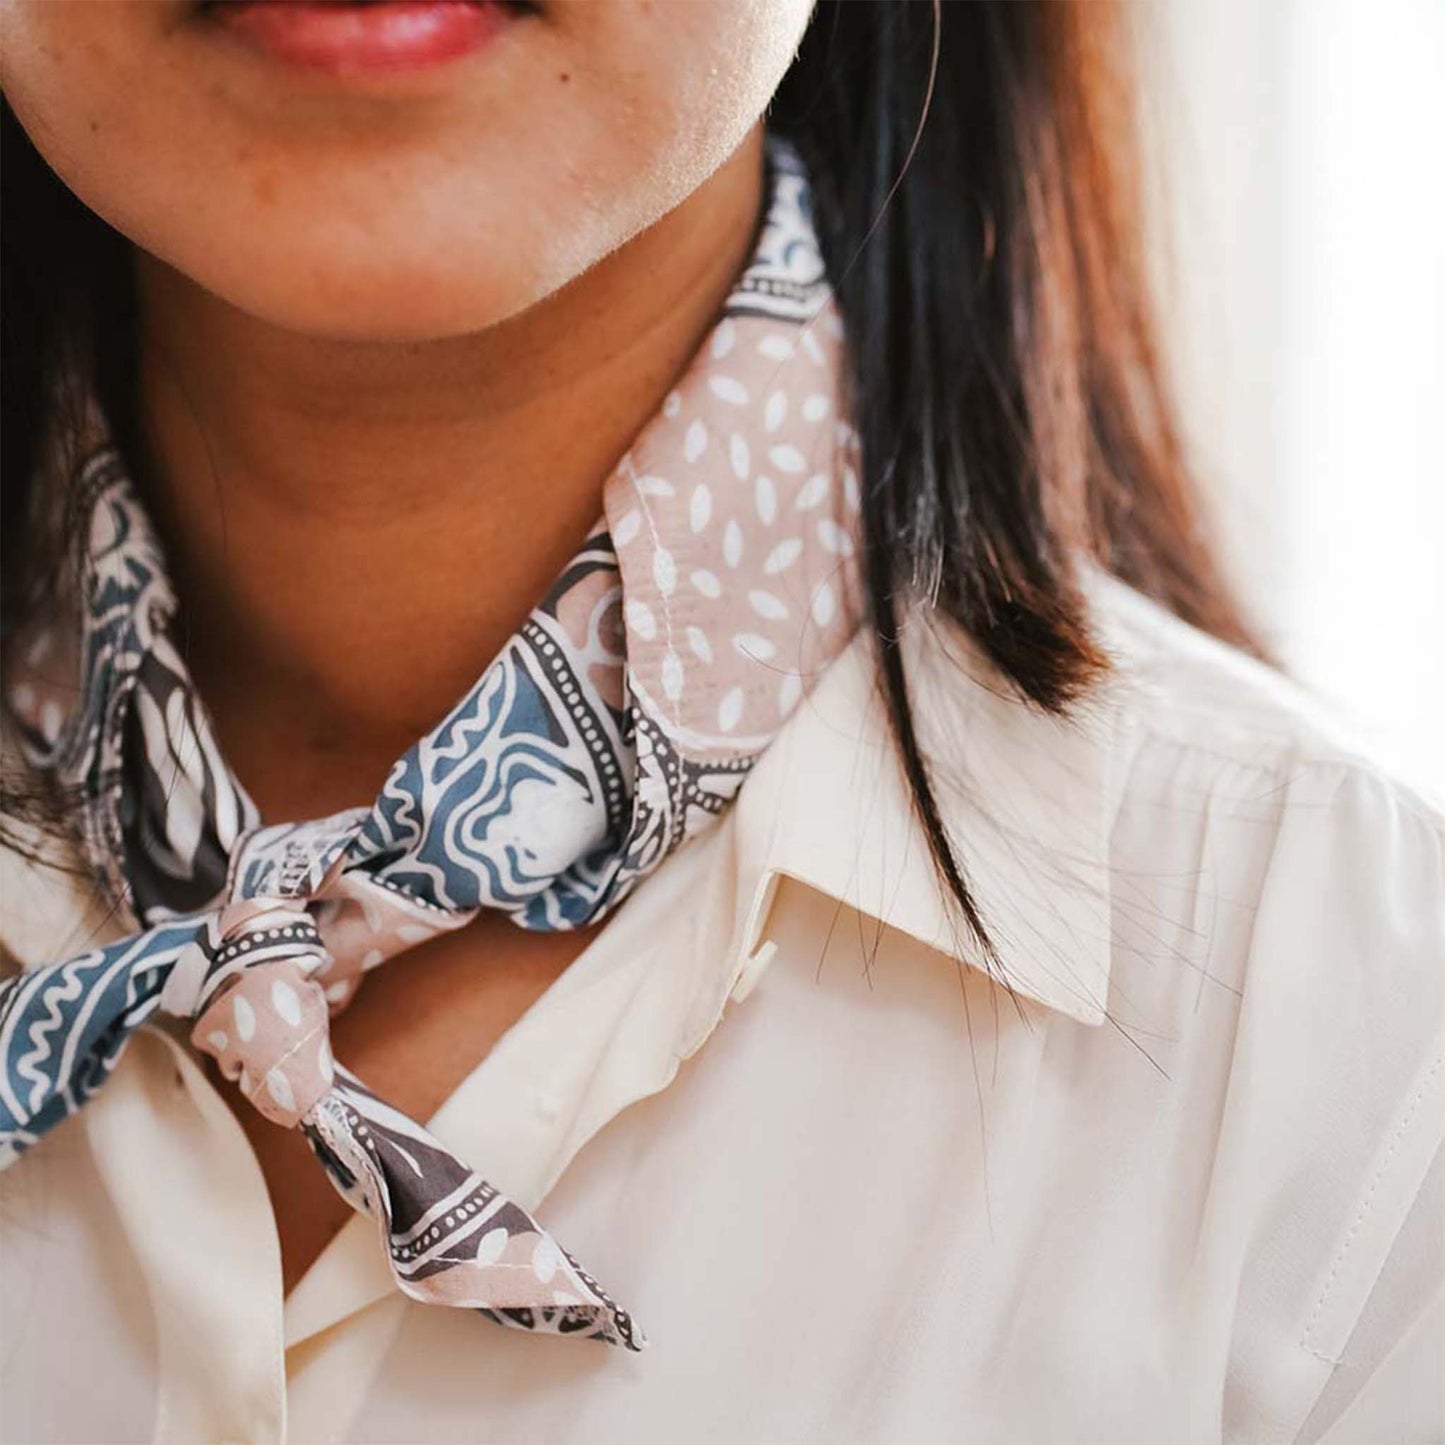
left=2, top=596, right=1124, bottom=1361
left=730, top=604, right=1122, bottom=1027
left=282, top=605, right=1123, bottom=1345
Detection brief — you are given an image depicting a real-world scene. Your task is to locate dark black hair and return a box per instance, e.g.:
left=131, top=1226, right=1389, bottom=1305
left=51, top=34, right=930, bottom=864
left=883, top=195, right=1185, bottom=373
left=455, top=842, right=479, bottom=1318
left=1, top=1, right=1257, bottom=964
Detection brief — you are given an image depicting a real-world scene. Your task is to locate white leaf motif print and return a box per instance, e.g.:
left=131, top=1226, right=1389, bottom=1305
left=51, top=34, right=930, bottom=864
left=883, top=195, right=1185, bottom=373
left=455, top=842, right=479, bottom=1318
left=811, top=583, right=837, bottom=628
left=624, top=598, right=657, bottom=641
left=653, top=547, right=677, bottom=596
left=754, top=475, right=777, bottom=525
left=265, top=1068, right=296, bottom=1115
left=709, top=375, right=748, bottom=406
left=765, top=539, right=803, bottom=574
left=271, top=979, right=302, bottom=1028
left=717, top=688, right=745, bottom=733
left=795, top=474, right=829, bottom=511
left=687, top=627, right=714, bottom=664
left=661, top=649, right=685, bottom=702
left=733, top=633, right=777, bottom=662
left=730, top=433, right=750, bottom=481
left=234, top=994, right=256, bottom=1043
left=749, top=590, right=789, bottom=621
left=689, top=484, right=712, bottom=534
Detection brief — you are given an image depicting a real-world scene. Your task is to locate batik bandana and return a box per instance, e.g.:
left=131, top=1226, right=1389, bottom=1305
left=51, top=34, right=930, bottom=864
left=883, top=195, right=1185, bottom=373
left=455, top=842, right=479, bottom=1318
left=0, top=133, right=861, bottom=1350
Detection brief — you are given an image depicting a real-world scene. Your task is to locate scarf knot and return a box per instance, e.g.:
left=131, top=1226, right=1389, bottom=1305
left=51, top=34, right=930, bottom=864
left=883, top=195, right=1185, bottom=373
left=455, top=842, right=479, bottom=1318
left=1, top=131, right=858, bottom=1353
left=167, top=896, right=336, bottom=1129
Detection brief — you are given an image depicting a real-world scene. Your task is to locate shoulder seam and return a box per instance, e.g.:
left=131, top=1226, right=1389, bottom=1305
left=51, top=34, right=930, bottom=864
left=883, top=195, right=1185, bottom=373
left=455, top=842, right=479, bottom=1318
left=1125, top=721, right=1445, bottom=838
left=1299, top=1052, right=1445, bottom=1366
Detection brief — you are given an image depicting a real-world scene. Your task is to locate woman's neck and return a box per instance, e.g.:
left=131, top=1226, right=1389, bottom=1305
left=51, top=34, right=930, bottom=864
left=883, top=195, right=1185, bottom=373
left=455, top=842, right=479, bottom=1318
left=131, top=128, right=765, bottom=821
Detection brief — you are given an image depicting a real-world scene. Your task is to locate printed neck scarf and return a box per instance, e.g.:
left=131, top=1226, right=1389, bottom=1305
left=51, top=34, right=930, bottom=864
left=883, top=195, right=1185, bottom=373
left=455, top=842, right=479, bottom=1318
left=0, top=133, right=861, bottom=1350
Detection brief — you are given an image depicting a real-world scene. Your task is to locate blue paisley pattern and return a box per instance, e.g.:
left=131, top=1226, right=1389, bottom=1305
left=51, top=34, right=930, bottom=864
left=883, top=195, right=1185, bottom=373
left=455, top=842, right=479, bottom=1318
left=0, top=132, right=844, bottom=1352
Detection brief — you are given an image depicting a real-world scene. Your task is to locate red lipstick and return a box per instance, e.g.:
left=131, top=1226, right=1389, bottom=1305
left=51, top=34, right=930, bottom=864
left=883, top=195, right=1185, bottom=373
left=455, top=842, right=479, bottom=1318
left=205, top=1, right=521, bottom=77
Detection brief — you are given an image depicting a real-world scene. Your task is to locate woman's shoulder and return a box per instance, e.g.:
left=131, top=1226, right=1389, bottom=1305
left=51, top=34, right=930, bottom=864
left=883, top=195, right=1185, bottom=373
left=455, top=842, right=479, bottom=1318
left=902, top=567, right=1442, bottom=1049
left=1089, top=569, right=1439, bottom=818
left=1081, top=571, right=1442, bottom=983
left=1076, top=578, right=1444, bottom=1439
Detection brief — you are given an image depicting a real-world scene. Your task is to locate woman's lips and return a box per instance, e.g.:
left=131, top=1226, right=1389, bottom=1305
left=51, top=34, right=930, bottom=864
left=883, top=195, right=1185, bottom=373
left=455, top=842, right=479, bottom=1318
left=204, top=1, right=521, bottom=77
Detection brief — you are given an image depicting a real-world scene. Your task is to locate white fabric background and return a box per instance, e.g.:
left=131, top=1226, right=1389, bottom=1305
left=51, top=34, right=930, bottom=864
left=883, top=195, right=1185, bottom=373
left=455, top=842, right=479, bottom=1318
left=1149, top=0, right=1444, bottom=800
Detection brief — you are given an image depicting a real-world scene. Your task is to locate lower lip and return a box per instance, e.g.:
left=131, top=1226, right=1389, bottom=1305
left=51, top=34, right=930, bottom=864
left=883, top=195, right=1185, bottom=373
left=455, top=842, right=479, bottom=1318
left=206, top=1, right=517, bottom=76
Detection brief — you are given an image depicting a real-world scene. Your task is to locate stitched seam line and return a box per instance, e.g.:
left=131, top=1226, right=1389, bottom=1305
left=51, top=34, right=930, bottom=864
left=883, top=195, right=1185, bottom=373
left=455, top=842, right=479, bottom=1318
left=622, top=455, right=683, bottom=735
left=1300, top=1051, right=1445, bottom=1356
left=1128, top=727, right=1445, bottom=837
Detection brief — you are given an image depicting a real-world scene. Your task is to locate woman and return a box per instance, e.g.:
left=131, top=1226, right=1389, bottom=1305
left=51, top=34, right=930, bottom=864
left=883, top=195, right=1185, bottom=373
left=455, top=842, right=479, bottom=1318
left=0, top=1, right=1440, bottom=1441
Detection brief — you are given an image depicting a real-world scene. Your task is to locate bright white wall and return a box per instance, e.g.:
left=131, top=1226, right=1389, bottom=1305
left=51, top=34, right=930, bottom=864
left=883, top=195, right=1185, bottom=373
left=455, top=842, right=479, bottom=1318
left=1151, top=0, right=1444, bottom=799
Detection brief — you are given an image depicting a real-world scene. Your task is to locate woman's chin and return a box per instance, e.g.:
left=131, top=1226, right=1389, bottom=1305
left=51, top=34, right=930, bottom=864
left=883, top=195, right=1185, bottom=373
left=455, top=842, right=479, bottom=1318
left=143, top=242, right=551, bottom=345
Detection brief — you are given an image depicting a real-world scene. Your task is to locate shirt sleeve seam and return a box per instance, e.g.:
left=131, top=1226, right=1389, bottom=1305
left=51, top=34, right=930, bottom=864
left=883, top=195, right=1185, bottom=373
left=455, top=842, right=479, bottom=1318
left=1299, top=1051, right=1445, bottom=1364
left=1127, top=724, right=1445, bottom=838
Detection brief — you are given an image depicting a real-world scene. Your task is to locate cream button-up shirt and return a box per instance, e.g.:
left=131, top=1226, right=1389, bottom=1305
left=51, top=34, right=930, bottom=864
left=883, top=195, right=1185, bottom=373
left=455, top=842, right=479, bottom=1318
left=3, top=577, right=1442, bottom=1445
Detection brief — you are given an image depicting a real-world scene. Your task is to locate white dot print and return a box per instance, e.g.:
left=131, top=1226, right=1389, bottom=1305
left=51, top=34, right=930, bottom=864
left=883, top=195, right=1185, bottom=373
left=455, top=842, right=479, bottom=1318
left=765, top=539, right=803, bottom=575
left=599, top=283, right=860, bottom=756
left=661, top=649, right=685, bottom=702
left=812, top=583, right=837, bottom=628
left=817, top=518, right=853, bottom=556
left=624, top=598, right=657, bottom=641
left=475, top=1229, right=509, bottom=1266
left=754, top=475, right=777, bottom=525
left=733, top=633, right=777, bottom=663
left=689, top=484, right=712, bottom=534
left=687, top=627, right=714, bottom=664
left=612, top=509, right=642, bottom=548
left=532, top=1238, right=562, bottom=1283
left=717, top=688, right=744, bottom=733
left=795, top=474, right=829, bottom=511
left=708, top=375, right=749, bottom=406
left=271, top=978, right=302, bottom=1028
left=234, top=994, right=256, bottom=1043
left=749, top=590, right=789, bottom=621
left=652, top=546, right=677, bottom=597
left=768, top=444, right=805, bottom=474
left=729, top=433, right=750, bottom=481
left=265, top=1068, right=296, bottom=1115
